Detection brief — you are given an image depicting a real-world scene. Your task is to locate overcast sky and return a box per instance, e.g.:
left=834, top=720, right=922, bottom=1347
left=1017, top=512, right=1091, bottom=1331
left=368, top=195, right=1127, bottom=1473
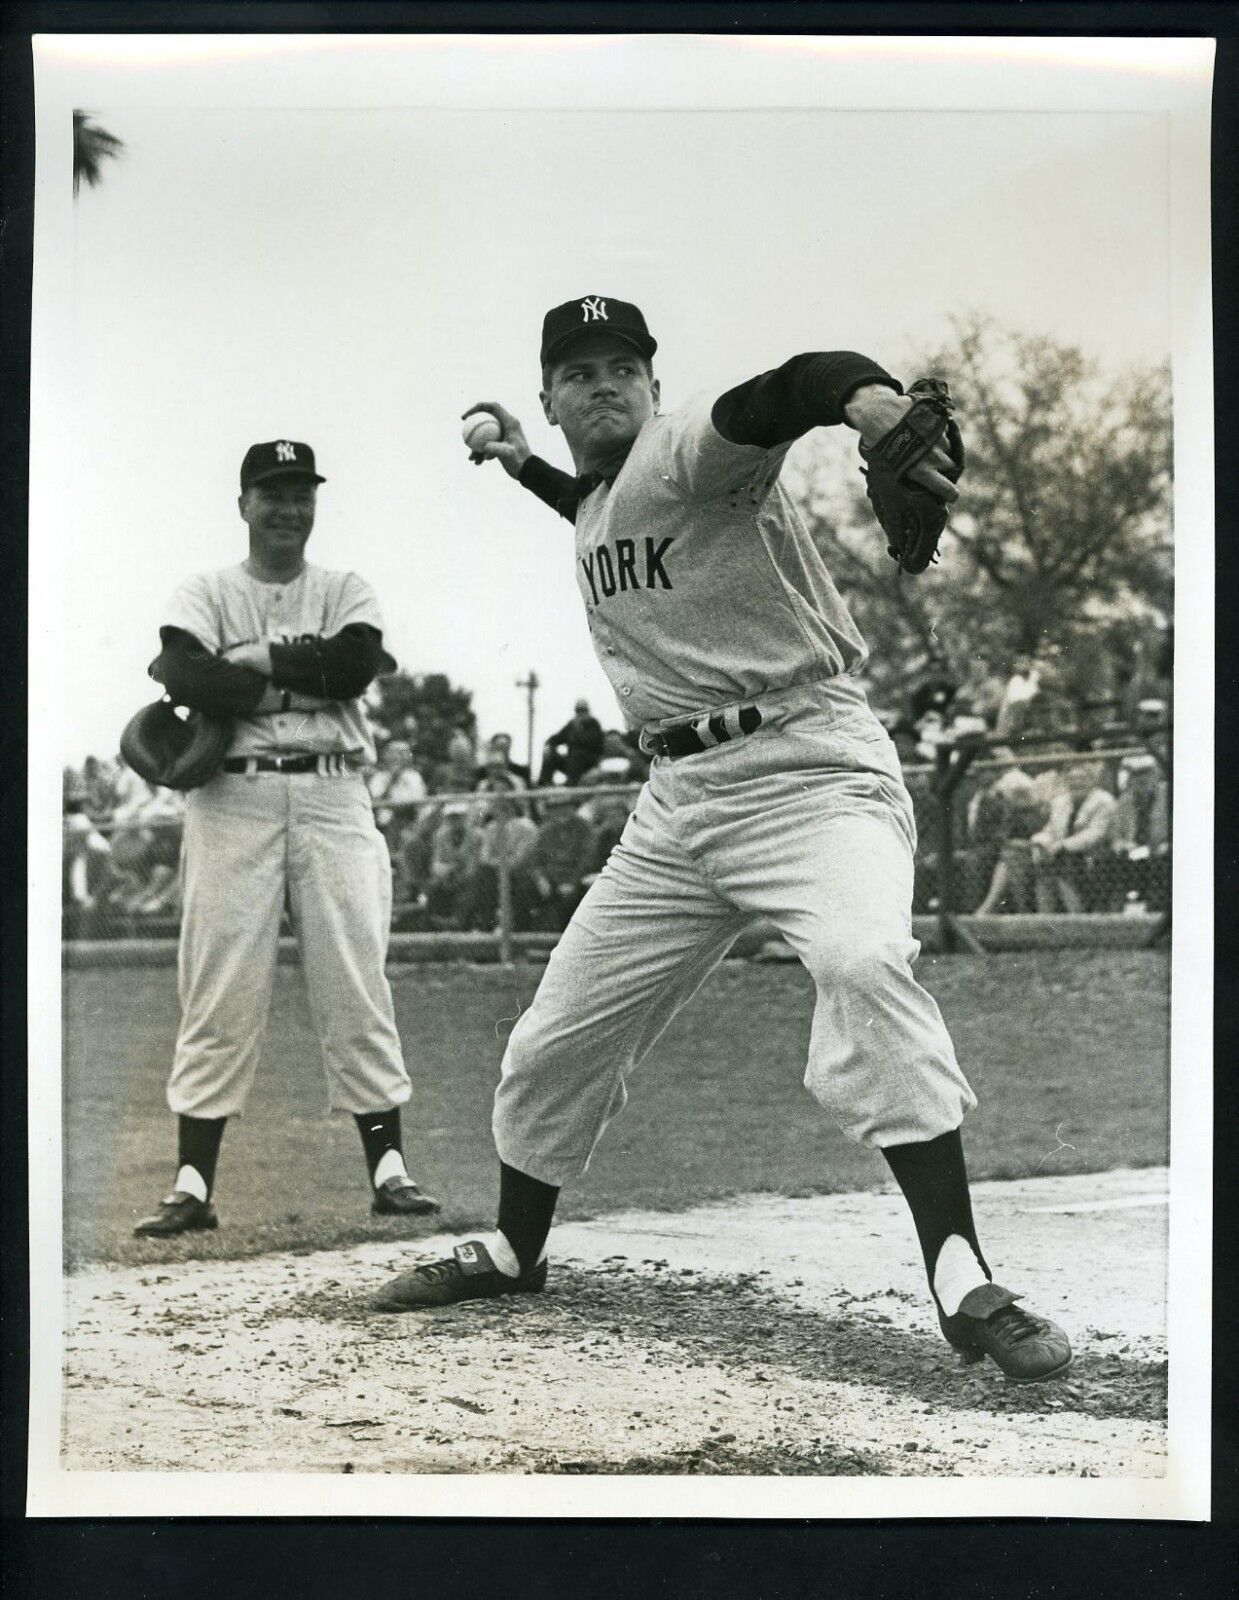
left=37, top=36, right=1206, bottom=764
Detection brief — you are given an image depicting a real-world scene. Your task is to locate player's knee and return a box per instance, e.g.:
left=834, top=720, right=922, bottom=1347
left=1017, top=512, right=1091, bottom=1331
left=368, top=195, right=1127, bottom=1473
left=499, top=1011, right=580, bottom=1083
left=802, top=931, right=906, bottom=995
left=503, top=1032, right=602, bottom=1085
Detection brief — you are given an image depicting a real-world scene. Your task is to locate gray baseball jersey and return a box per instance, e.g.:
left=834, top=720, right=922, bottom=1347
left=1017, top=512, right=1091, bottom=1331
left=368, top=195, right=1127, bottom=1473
left=574, top=392, right=867, bottom=728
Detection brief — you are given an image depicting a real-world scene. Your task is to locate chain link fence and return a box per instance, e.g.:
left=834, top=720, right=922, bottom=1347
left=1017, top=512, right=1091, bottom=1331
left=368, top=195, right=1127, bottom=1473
left=62, top=726, right=1170, bottom=964
left=909, top=726, right=1171, bottom=951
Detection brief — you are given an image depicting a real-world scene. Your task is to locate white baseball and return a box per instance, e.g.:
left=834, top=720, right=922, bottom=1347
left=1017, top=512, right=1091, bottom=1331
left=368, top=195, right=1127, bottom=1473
left=462, top=412, right=503, bottom=452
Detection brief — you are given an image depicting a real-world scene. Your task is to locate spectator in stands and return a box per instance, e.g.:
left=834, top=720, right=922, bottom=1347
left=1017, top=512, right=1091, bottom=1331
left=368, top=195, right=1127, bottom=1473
left=529, top=794, right=598, bottom=930
left=540, top=699, right=605, bottom=788
left=1030, top=761, right=1117, bottom=913
left=78, top=754, right=118, bottom=824
left=103, top=769, right=185, bottom=916
left=1108, top=752, right=1170, bottom=912
left=952, top=651, right=1007, bottom=729
left=458, top=784, right=542, bottom=932
left=583, top=793, right=637, bottom=879
left=391, top=801, right=443, bottom=914
left=109, top=783, right=185, bottom=917
left=63, top=778, right=113, bottom=936
left=909, top=655, right=958, bottom=729
left=368, top=738, right=428, bottom=823
left=431, top=725, right=478, bottom=795
left=994, top=654, right=1040, bottom=742
left=970, top=757, right=1047, bottom=915
left=1024, top=647, right=1077, bottom=738
left=394, top=710, right=421, bottom=753
left=580, top=729, right=649, bottom=788
left=109, top=750, right=151, bottom=817
left=881, top=709, right=923, bottom=769
left=476, top=731, right=531, bottom=789
left=913, top=708, right=949, bottom=764
left=368, top=738, right=429, bottom=901
left=1027, top=748, right=1070, bottom=811
left=422, top=803, right=475, bottom=926
left=1132, top=695, right=1171, bottom=774
left=908, top=774, right=944, bottom=912
left=966, top=759, right=1038, bottom=840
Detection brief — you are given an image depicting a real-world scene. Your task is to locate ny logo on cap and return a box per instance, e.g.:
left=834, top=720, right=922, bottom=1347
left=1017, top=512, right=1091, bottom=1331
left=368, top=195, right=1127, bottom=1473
left=275, top=441, right=297, bottom=462
left=580, top=297, right=608, bottom=323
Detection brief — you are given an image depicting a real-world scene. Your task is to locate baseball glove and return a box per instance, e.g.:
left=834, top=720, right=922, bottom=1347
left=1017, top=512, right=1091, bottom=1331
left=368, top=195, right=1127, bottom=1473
left=120, top=697, right=232, bottom=791
left=859, top=377, right=964, bottom=575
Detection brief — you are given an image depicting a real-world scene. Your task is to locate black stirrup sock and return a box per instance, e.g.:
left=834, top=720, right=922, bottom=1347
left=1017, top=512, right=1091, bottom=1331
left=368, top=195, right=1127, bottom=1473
left=496, top=1161, right=560, bottom=1274
left=881, top=1128, right=990, bottom=1295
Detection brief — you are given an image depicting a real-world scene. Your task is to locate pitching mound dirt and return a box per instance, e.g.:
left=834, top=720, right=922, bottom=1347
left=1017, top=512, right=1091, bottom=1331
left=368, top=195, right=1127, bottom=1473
left=61, top=1169, right=1167, bottom=1479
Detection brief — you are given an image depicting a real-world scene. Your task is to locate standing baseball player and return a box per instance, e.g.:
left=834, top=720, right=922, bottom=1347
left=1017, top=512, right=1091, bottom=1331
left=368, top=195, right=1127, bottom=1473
left=373, top=299, right=1070, bottom=1381
left=133, top=440, right=439, bottom=1235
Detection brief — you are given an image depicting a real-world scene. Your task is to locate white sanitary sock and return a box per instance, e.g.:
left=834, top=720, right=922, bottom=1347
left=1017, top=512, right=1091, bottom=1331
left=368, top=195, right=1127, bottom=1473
left=175, top=1165, right=208, bottom=1203
left=489, top=1231, right=525, bottom=1278
left=932, top=1233, right=989, bottom=1316
left=373, top=1149, right=408, bottom=1189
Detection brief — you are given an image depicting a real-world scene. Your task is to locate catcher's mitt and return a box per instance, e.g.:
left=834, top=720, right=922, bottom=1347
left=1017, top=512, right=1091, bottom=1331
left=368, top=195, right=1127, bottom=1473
left=859, top=377, right=964, bottom=575
left=120, top=697, right=232, bottom=791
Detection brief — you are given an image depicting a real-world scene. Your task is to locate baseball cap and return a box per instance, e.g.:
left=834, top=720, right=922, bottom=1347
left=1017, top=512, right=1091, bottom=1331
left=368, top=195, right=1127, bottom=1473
left=239, top=440, right=327, bottom=491
left=540, top=296, right=657, bottom=370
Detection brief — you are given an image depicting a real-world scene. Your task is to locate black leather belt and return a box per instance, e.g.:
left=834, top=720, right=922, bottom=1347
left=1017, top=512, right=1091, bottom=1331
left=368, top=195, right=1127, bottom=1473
left=222, top=755, right=325, bottom=774
left=646, top=704, right=763, bottom=760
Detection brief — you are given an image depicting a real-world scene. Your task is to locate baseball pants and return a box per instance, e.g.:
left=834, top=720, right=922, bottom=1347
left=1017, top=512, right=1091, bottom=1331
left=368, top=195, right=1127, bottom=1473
left=493, top=678, right=975, bottom=1186
left=168, top=770, right=412, bottom=1119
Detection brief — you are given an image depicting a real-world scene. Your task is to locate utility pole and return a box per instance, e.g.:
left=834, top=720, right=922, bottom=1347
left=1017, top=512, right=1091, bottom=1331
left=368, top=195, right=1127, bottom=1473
left=516, top=669, right=540, bottom=776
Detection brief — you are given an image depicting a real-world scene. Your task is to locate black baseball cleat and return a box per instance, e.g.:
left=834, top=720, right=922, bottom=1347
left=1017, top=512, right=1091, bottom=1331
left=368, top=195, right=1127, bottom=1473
left=938, top=1282, right=1072, bottom=1383
left=371, top=1176, right=442, bottom=1217
left=133, top=1190, right=219, bottom=1238
left=371, top=1238, right=548, bottom=1312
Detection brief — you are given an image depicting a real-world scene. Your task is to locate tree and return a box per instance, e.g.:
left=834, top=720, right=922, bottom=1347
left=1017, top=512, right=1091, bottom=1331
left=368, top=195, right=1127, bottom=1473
left=73, top=111, right=124, bottom=195
left=786, top=318, right=1173, bottom=716
left=369, top=671, right=475, bottom=765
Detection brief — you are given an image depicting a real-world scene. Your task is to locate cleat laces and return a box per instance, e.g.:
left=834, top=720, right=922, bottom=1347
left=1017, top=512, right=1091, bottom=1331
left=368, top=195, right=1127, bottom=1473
left=987, top=1304, right=1043, bottom=1346
left=409, top=1257, right=465, bottom=1285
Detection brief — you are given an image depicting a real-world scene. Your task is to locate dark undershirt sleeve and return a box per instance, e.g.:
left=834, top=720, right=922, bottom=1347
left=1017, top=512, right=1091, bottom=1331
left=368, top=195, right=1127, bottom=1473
left=710, top=352, right=901, bottom=448
left=267, top=624, right=389, bottom=699
left=154, top=623, right=389, bottom=713
left=153, top=628, right=268, bottom=718
left=518, top=455, right=580, bottom=522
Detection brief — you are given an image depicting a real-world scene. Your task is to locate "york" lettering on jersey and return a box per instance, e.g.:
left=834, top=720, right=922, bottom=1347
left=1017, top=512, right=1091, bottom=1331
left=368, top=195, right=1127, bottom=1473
left=581, top=536, right=674, bottom=604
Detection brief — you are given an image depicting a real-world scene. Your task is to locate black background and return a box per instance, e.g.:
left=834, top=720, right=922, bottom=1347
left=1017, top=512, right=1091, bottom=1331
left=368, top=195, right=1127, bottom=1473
left=2, top=5, right=1235, bottom=1595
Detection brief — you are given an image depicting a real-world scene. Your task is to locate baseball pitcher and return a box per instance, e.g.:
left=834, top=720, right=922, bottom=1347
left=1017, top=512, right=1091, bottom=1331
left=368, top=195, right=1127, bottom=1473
left=373, top=301, right=1069, bottom=1383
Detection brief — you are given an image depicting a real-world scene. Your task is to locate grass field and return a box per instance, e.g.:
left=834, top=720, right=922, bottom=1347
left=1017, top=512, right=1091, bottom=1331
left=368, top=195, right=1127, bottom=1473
left=61, top=948, right=1170, bottom=1269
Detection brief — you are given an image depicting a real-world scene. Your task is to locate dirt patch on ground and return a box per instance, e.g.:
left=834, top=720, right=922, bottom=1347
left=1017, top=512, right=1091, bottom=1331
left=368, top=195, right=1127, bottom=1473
left=60, top=1170, right=1166, bottom=1481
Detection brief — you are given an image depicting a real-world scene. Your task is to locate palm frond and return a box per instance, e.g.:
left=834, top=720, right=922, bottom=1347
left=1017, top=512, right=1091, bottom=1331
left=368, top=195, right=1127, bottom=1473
left=73, top=110, right=125, bottom=196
